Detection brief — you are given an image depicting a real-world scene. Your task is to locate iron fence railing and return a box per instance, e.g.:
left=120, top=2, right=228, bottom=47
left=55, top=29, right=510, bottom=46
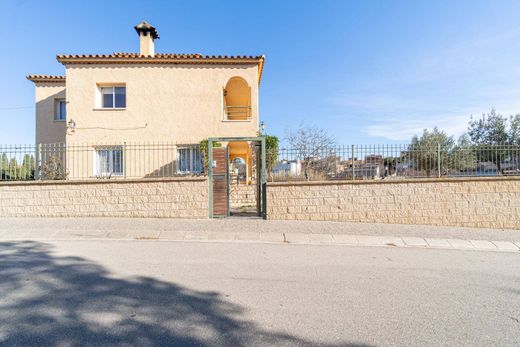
left=0, top=142, right=204, bottom=181
left=268, top=144, right=520, bottom=181
left=2, top=142, right=520, bottom=182
left=0, top=144, right=37, bottom=181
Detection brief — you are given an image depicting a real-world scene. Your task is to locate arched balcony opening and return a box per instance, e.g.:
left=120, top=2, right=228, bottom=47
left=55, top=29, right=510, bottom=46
left=223, top=77, right=251, bottom=121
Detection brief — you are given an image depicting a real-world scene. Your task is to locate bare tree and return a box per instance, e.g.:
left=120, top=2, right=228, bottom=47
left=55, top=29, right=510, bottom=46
left=285, top=125, right=336, bottom=180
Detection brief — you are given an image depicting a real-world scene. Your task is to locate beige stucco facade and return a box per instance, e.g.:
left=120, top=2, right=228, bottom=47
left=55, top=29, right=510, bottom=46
left=33, top=81, right=66, bottom=145
left=64, top=63, right=259, bottom=144
left=28, top=21, right=264, bottom=179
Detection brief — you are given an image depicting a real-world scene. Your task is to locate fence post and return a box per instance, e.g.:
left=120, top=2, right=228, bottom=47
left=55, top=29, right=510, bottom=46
left=123, top=141, right=127, bottom=179
left=37, top=143, right=42, bottom=180
left=437, top=143, right=441, bottom=178
left=351, top=145, right=355, bottom=180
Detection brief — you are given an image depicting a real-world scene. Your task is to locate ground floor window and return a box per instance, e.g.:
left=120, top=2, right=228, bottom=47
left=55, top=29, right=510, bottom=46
left=95, top=147, right=124, bottom=176
left=177, top=147, right=203, bottom=174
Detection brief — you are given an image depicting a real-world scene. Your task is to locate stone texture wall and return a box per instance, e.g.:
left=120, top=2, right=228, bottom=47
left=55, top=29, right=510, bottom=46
left=230, top=184, right=257, bottom=207
left=267, top=178, right=520, bottom=229
left=0, top=178, right=208, bottom=218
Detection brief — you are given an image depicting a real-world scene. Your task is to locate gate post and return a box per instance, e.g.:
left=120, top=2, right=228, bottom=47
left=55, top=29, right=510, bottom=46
left=208, top=139, right=213, bottom=218
left=261, top=137, right=267, bottom=219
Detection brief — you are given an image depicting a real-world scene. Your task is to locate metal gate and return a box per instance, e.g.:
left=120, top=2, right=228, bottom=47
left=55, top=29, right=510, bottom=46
left=208, top=137, right=266, bottom=219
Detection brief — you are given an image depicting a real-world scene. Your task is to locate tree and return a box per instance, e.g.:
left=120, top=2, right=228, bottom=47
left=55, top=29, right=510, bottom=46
left=265, top=135, right=279, bottom=180
left=406, top=127, right=454, bottom=177
left=8, top=158, right=18, bottom=179
left=466, top=109, right=515, bottom=170
left=509, top=114, right=520, bottom=146
left=467, top=108, right=509, bottom=145
left=450, top=134, right=477, bottom=172
left=1, top=153, right=8, bottom=179
left=285, top=125, right=336, bottom=180
left=21, top=154, right=36, bottom=179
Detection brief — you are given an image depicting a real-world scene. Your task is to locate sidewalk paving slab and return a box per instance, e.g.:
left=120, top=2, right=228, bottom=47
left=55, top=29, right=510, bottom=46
left=158, top=231, right=185, bottom=240
left=402, top=237, right=428, bottom=247
left=259, top=232, right=285, bottom=243
left=356, top=236, right=405, bottom=247
left=235, top=231, right=261, bottom=241
left=183, top=231, right=209, bottom=241
left=447, top=239, right=475, bottom=249
left=492, top=241, right=519, bottom=251
left=4, top=230, right=57, bottom=240
left=307, top=233, right=335, bottom=244
left=425, top=238, right=452, bottom=248
left=331, top=234, right=358, bottom=245
left=381, top=237, right=406, bottom=247
left=107, top=230, right=161, bottom=239
left=206, top=231, right=236, bottom=241
left=285, top=233, right=310, bottom=244
left=65, top=231, right=110, bottom=240
left=470, top=240, right=497, bottom=250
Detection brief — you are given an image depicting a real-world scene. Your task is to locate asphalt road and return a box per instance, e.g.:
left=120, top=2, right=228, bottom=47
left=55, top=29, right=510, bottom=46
left=0, top=240, right=519, bottom=346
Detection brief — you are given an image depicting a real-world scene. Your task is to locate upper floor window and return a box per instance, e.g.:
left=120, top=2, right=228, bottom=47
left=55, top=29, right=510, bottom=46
left=98, top=85, right=126, bottom=109
left=223, top=77, right=251, bottom=121
left=54, top=99, right=66, bottom=121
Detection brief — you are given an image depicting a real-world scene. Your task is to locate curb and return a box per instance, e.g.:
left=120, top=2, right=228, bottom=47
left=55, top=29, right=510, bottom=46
left=1, top=230, right=519, bottom=253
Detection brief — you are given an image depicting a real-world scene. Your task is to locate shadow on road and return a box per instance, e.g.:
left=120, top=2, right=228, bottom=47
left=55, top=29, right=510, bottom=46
left=0, top=241, right=371, bottom=346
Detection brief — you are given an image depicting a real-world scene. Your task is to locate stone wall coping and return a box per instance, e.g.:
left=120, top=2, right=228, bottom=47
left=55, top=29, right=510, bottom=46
left=267, top=176, right=520, bottom=187
left=0, top=176, right=207, bottom=187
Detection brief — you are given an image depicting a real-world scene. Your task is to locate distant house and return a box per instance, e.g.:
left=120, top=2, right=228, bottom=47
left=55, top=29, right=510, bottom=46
left=273, top=160, right=302, bottom=176
left=27, top=21, right=265, bottom=180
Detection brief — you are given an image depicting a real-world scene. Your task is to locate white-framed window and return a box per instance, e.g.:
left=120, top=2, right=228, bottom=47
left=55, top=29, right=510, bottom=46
left=54, top=99, right=66, bottom=121
left=177, top=147, right=203, bottom=174
left=94, top=147, right=124, bottom=176
left=97, top=86, right=126, bottom=109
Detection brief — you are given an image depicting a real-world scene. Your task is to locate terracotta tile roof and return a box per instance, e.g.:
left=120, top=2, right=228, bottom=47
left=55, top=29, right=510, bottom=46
left=57, top=52, right=263, bottom=60
left=26, top=75, right=66, bottom=83
left=56, top=53, right=265, bottom=85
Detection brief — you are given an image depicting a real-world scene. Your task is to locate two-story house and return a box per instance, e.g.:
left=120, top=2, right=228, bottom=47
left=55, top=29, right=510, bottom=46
left=27, top=21, right=264, bottom=180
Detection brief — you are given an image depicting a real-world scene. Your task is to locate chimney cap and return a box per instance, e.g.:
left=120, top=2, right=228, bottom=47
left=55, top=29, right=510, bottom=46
left=134, top=21, right=159, bottom=39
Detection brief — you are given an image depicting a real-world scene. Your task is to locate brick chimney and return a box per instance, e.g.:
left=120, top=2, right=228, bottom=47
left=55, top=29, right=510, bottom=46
left=134, top=21, right=159, bottom=57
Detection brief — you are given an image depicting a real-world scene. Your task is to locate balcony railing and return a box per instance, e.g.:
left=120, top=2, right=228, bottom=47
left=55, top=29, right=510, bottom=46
left=224, top=106, right=251, bottom=121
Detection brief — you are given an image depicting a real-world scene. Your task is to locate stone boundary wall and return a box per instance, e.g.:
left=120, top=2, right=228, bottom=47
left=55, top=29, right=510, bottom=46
left=267, top=177, right=520, bottom=229
left=0, top=178, right=208, bottom=218
left=230, top=184, right=257, bottom=207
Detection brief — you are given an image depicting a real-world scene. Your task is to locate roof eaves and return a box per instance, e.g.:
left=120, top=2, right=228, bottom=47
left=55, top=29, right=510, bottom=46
left=26, top=75, right=66, bottom=83
left=55, top=53, right=266, bottom=85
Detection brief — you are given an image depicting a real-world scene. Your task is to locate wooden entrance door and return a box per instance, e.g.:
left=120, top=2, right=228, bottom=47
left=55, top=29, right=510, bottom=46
left=211, top=147, right=229, bottom=217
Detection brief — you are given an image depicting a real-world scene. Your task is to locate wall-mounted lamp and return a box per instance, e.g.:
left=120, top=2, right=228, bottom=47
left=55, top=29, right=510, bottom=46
left=67, top=119, right=76, bottom=133
left=259, top=121, right=265, bottom=134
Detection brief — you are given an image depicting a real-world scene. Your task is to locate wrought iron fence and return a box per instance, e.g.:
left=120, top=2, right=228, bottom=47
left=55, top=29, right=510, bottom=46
left=0, top=144, right=37, bottom=181
left=0, top=142, right=204, bottom=181
left=2, top=142, right=520, bottom=182
left=268, top=144, right=520, bottom=181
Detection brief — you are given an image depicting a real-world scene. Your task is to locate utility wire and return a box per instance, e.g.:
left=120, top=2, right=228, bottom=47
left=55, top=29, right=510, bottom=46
left=0, top=106, right=35, bottom=110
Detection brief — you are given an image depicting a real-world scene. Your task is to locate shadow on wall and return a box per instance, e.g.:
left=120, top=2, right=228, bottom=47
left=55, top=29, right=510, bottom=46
left=0, top=241, right=371, bottom=347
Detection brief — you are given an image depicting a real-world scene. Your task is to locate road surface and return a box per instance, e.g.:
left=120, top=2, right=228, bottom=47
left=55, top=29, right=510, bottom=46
left=0, top=239, right=519, bottom=346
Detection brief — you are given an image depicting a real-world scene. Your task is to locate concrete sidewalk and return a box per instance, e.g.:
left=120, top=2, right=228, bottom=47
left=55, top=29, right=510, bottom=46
left=0, top=217, right=519, bottom=253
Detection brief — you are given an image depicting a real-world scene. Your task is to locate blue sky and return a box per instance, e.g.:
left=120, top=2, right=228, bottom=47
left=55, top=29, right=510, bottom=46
left=2, top=0, right=520, bottom=144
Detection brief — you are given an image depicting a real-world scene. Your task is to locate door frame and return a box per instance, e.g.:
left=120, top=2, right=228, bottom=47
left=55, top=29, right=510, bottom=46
left=207, top=136, right=266, bottom=219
